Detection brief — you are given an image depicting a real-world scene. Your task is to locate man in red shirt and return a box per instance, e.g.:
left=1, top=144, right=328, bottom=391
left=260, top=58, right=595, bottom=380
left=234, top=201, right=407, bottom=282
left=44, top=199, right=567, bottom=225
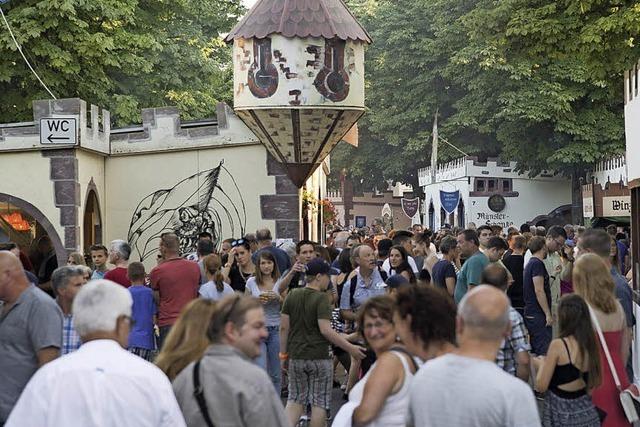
left=104, top=240, right=132, bottom=288
left=150, top=233, right=199, bottom=349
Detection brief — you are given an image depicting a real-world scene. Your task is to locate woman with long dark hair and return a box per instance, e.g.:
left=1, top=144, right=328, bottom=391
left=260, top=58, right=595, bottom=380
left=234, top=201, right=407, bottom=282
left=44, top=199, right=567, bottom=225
left=222, top=238, right=255, bottom=293
left=533, top=294, right=601, bottom=426
left=388, top=246, right=416, bottom=284
left=244, top=251, right=282, bottom=392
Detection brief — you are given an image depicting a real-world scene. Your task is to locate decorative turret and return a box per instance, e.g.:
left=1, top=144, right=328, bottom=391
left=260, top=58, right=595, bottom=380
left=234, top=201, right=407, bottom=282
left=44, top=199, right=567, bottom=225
left=225, top=0, right=371, bottom=187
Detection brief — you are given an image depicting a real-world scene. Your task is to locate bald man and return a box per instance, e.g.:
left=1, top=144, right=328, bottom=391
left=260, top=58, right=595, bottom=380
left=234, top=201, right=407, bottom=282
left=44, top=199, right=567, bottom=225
left=409, top=286, right=540, bottom=427
left=0, top=251, right=63, bottom=423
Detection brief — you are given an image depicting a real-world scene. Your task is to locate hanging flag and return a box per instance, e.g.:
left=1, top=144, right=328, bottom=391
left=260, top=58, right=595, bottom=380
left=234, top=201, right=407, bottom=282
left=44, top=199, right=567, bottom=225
left=401, top=197, right=420, bottom=219
left=440, top=190, right=460, bottom=214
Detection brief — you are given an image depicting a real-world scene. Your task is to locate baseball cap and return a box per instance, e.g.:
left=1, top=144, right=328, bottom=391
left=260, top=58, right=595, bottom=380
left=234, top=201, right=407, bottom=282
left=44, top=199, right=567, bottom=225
left=305, top=258, right=340, bottom=276
left=385, top=274, right=409, bottom=289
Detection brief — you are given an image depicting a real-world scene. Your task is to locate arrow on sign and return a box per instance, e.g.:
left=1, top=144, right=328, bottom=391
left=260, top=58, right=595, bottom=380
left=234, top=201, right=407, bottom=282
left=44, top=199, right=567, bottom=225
left=47, top=135, right=69, bottom=142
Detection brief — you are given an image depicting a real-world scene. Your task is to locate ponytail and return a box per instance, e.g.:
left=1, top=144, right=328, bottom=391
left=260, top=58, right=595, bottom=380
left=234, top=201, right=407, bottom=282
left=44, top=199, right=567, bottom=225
left=214, top=270, right=224, bottom=293
left=203, top=254, right=224, bottom=292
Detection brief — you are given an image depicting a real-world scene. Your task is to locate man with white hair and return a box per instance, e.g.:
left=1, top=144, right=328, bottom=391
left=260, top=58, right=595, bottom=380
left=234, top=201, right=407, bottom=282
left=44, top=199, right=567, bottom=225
left=6, top=280, right=186, bottom=427
left=0, top=251, right=62, bottom=424
left=104, top=239, right=132, bottom=287
left=408, top=286, right=540, bottom=427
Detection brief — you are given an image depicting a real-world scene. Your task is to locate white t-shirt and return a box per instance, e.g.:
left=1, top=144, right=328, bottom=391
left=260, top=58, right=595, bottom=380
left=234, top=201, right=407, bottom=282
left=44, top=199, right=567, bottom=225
left=408, top=354, right=540, bottom=427
left=199, top=280, right=235, bottom=301
left=382, top=256, right=419, bottom=275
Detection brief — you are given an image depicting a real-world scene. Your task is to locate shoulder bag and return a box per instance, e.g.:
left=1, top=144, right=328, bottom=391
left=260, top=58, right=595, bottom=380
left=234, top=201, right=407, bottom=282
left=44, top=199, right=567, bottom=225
left=193, top=359, right=216, bottom=427
left=588, top=304, right=640, bottom=423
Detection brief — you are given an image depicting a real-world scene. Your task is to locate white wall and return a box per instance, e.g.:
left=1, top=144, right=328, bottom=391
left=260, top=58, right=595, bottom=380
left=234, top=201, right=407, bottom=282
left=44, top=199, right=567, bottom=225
left=625, top=64, right=640, bottom=184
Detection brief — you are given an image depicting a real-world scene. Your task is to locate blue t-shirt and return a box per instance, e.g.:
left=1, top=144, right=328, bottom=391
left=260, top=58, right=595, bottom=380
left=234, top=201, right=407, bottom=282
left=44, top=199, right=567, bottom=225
left=611, top=267, right=634, bottom=327
left=454, top=251, right=489, bottom=304
left=432, top=260, right=456, bottom=292
left=128, top=285, right=156, bottom=350
left=523, top=257, right=550, bottom=317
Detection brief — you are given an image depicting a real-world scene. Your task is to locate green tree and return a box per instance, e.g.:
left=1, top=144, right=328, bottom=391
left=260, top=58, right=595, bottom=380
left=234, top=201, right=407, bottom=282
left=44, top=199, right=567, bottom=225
left=335, top=0, right=640, bottom=222
left=0, top=0, right=243, bottom=126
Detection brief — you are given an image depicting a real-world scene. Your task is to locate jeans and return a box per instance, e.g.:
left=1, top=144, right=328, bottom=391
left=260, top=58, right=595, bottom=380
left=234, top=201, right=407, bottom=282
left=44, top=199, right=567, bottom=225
left=256, top=325, right=281, bottom=393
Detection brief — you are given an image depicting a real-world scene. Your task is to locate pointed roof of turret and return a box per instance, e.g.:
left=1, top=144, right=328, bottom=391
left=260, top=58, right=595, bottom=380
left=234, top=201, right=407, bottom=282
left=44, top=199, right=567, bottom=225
left=224, top=0, right=371, bottom=43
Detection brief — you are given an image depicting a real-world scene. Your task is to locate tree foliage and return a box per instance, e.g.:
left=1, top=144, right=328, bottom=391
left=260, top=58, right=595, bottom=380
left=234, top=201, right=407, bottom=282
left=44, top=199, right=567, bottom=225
left=333, top=0, right=640, bottom=192
left=0, top=0, right=243, bottom=126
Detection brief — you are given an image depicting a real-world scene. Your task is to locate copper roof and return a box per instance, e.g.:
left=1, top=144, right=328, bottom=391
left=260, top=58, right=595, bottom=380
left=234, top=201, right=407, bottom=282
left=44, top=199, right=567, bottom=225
left=225, top=0, right=371, bottom=43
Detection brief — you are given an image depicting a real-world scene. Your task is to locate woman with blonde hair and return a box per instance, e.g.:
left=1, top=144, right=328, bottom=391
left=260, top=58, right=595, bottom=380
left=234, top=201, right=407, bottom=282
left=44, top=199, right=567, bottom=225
left=573, top=253, right=631, bottom=427
left=67, top=251, right=86, bottom=266
left=155, top=298, right=217, bottom=380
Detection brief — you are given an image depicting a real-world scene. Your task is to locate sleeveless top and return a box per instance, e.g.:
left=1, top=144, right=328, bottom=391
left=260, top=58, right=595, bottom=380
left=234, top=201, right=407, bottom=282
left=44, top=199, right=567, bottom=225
left=549, top=338, right=589, bottom=398
left=348, top=351, right=414, bottom=427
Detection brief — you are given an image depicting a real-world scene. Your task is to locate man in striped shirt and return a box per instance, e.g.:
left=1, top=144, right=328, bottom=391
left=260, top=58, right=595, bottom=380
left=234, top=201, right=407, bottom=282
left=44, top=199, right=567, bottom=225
left=52, top=266, right=85, bottom=354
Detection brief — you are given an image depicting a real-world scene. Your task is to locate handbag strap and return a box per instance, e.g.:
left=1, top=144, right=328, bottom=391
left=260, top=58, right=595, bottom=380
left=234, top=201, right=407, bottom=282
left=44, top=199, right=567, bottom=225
left=193, top=359, right=216, bottom=427
left=588, top=304, right=623, bottom=392
left=389, top=346, right=419, bottom=373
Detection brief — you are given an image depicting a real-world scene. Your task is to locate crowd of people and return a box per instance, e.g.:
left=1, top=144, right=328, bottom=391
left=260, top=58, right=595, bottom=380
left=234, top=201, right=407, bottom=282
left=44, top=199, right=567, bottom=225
left=0, top=221, right=637, bottom=426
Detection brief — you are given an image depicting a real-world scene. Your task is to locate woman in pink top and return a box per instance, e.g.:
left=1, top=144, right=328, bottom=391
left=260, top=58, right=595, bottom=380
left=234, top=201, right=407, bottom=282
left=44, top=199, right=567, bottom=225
left=573, top=254, right=631, bottom=427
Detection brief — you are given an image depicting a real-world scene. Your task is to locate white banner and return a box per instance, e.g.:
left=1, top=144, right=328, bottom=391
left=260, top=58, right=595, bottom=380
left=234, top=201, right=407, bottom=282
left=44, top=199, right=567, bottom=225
left=583, top=198, right=594, bottom=218
left=602, top=196, right=631, bottom=217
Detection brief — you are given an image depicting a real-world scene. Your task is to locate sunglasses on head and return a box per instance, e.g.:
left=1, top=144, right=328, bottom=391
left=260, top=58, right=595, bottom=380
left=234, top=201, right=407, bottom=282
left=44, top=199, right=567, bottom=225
left=231, top=239, right=246, bottom=248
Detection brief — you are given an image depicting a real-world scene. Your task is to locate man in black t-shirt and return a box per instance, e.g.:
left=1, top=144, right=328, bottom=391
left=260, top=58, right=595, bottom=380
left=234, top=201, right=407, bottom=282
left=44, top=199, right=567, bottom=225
left=502, top=235, right=526, bottom=316
left=431, top=236, right=458, bottom=297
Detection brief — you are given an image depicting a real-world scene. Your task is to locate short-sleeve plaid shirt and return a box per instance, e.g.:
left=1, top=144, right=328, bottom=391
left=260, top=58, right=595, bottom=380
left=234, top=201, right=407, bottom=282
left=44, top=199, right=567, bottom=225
left=62, top=314, right=82, bottom=355
left=496, top=306, right=530, bottom=375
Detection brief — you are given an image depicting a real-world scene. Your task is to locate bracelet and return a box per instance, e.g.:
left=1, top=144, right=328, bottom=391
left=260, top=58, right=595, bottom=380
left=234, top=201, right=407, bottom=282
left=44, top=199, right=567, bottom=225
left=278, top=352, right=289, bottom=360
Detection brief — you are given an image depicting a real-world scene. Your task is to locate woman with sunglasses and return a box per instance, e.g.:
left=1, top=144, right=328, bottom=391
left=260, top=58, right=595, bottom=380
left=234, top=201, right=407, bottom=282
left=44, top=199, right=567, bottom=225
left=223, top=239, right=255, bottom=293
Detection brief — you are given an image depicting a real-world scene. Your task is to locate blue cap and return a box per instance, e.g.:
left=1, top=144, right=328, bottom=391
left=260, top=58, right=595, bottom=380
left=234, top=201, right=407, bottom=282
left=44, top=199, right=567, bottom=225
left=385, top=274, right=409, bottom=289
left=305, top=258, right=340, bottom=276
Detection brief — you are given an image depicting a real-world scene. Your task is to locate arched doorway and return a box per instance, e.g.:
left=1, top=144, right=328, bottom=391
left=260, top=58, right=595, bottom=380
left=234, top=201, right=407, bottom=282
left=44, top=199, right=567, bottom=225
left=0, top=193, right=65, bottom=270
left=83, top=188, right=102, bottom=254
left=457, top=199, right=465, bottom=228
left=440, top=207, right=446, bottom=227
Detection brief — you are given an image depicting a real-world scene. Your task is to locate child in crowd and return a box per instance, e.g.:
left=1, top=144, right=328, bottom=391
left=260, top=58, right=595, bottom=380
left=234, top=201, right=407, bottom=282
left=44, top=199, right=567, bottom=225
left=127, top=262, right=157, bottom=361
left=90, top=244, right=109, bottom=279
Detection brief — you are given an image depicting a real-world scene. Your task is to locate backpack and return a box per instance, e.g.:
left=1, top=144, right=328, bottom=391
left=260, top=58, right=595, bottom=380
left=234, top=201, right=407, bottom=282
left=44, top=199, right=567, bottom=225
left=348, top=268, right=388, bottom=308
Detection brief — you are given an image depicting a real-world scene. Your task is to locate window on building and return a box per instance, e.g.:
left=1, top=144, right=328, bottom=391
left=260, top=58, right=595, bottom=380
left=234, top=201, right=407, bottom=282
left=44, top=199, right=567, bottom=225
left=487, top=179, right=496, bottom=193
left=502, top=179, right=511, bottom=192
left=475, top=179, right=485, bottom=192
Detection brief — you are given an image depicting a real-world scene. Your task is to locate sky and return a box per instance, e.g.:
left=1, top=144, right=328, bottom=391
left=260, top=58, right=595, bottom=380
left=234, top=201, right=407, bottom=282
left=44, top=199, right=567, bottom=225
left=242, top=0, right=257, bottom=7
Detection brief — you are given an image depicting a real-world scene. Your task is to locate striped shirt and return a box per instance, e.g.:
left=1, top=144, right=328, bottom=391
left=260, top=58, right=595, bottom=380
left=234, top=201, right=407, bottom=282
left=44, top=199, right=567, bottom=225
left=62, top=314, right=82, bottom=355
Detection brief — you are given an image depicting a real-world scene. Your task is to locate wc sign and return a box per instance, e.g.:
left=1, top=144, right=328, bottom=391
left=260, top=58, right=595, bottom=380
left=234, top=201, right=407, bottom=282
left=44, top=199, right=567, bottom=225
left=40, top=117, right=78, bottom=145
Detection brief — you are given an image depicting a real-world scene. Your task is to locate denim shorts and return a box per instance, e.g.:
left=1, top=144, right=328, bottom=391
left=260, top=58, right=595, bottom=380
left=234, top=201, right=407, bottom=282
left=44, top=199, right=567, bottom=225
left=287, top=359, right=333, bottom=410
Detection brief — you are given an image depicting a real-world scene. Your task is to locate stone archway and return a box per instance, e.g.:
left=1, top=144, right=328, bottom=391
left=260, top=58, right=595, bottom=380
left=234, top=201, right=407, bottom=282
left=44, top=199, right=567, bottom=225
left=0, top=193, right=66, bottom=266
left=83, top=180, right=103, bottom=254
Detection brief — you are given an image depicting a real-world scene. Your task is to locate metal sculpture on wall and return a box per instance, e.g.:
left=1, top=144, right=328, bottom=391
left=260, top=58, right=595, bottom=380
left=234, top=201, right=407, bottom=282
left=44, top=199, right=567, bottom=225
left=127, top=161, right=246, bottom=261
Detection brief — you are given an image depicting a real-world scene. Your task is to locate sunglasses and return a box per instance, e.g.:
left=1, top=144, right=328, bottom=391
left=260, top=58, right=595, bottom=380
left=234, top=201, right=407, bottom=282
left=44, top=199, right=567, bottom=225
left=231, top=239, right=246, bottom=248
